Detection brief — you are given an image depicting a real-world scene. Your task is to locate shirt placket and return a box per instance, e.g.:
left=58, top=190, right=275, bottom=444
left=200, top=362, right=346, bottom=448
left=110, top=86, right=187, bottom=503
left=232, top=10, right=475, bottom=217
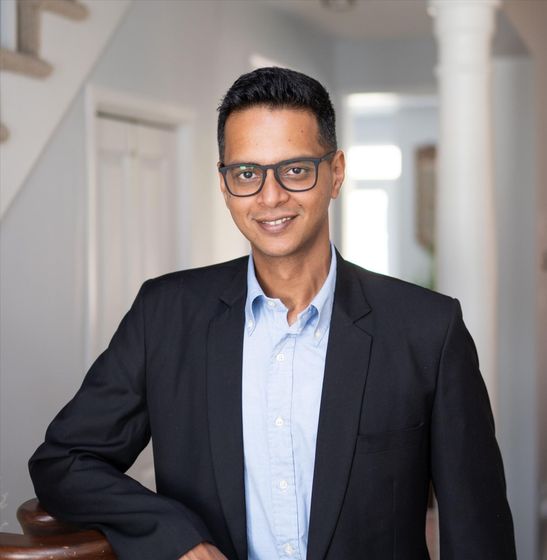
left=267, top=322, right=301, bottom=559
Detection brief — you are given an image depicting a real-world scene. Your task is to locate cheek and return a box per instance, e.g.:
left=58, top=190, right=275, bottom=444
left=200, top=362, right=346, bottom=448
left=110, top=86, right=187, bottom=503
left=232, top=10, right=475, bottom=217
left=312, top=187, right=334, bottom=212
left=227, top=200, right=250, bottom=223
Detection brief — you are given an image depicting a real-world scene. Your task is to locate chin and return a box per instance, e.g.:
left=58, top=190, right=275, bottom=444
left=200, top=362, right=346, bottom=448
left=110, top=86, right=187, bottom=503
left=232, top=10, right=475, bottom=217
left=251, top=240, right=300, bottom=260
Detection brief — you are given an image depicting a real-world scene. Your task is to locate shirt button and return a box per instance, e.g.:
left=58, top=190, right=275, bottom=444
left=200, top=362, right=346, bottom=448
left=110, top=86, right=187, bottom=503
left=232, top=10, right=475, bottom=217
left=276, top=353, right=285, bottom=362
left=284, top=543, right=294, bottom=556
left=315, top=329, right=322, bottom=338
left=279, top=479, right=288, bottom=490
left=267, top=300, right=275, bottom=308
left=247, top=320, right=254, bottom=329
left=275, top=416, right=284, bottom=427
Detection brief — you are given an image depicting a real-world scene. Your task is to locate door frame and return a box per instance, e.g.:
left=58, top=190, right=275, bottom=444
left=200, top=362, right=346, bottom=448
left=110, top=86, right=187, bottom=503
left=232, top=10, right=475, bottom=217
left=84, top=85, right=195, bottom=368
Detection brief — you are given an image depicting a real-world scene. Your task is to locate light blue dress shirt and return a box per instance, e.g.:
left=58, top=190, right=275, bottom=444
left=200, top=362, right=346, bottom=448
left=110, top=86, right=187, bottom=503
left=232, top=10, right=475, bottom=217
left=242, top=246, right=337, bottom=560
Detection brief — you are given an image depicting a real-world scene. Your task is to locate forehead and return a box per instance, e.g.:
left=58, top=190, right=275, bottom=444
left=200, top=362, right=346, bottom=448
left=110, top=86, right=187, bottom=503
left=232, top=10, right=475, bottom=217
left=223, top=106, right=322, bottom=164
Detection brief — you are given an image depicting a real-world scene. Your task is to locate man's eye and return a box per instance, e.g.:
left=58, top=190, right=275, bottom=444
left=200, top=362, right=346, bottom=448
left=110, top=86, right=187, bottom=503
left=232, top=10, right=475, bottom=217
left=233, top=167, right=259, bottom=181
left=281, top=164, right=311, bottom=177
left=239, top=171, right=256, bottom=180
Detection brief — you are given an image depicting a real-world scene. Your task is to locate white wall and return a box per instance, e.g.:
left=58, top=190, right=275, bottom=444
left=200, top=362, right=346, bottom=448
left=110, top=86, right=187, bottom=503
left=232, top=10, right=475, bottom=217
left=0, top=0, right=333, bottom=531
left=0, top=0, right=16, bottom=50
left=502, top=3, right=547, bottom=557
left=0, top=94, right=88, bottom=532
left=334, top=36, right=437, bottom=96
left=493, top=56, right=538, bottom=560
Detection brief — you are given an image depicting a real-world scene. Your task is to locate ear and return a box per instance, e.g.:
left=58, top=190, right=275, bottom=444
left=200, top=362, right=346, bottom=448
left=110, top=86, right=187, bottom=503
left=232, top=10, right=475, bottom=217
left=330, top=150, right=345, bottom=200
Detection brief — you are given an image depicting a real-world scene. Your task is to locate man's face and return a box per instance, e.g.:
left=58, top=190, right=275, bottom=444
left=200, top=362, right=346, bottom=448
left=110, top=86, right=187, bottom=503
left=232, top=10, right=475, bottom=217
left=219, top=106, right=345, bottom=261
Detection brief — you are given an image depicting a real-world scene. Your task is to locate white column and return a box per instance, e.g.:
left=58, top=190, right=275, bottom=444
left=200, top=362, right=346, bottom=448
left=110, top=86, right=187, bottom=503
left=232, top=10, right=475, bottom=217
left=429, top=0, right=499, bottom=412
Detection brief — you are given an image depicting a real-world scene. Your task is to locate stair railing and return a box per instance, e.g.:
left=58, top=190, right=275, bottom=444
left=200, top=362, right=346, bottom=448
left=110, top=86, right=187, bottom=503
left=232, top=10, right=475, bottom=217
left=0, top=498, right=115, bottom=559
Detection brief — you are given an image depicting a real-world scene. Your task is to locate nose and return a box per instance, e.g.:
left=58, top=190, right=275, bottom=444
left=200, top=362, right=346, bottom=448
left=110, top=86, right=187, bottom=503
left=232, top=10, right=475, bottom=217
left=257, top=169, right=290, bottom=207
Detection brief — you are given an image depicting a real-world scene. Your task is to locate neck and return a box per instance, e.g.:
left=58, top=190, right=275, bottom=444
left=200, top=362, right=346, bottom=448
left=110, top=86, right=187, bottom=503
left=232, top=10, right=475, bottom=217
left=252, top=239, right=332, bottom=325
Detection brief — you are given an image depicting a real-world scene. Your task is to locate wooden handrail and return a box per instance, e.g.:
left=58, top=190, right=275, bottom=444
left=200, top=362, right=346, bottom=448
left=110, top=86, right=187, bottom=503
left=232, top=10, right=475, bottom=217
left=0, top=531, right=116, bottom=559
left=0, top=499, right=116, bottom=559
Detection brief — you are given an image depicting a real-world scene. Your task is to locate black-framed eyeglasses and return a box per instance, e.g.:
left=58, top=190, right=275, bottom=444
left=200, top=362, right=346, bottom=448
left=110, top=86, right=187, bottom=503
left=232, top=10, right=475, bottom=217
left=218, top=150, right=337, bottom=197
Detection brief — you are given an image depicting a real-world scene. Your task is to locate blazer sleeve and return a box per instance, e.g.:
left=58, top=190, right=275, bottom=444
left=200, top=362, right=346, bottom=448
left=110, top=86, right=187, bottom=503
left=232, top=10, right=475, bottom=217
left=28, top=282, right=213, bottom=560
left=430, top=299, right=516, bottom=559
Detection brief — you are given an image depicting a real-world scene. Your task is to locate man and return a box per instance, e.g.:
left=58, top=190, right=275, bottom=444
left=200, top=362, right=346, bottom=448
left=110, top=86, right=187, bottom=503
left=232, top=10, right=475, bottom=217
left=30, top=67, right=516, bottom=560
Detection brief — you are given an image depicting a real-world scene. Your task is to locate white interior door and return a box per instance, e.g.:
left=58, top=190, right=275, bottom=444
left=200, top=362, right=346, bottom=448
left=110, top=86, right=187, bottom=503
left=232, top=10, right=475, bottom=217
left=95, top=115, right=178, bottom=354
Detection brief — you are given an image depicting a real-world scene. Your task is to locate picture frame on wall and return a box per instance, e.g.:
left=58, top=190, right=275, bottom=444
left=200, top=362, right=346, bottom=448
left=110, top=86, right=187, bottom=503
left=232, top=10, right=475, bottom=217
left=415, top=144, right=437, bottom=254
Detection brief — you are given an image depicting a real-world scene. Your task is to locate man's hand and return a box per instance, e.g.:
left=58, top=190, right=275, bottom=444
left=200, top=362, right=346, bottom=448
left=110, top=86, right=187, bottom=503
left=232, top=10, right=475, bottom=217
left=179, top=542, right=228, bottom=560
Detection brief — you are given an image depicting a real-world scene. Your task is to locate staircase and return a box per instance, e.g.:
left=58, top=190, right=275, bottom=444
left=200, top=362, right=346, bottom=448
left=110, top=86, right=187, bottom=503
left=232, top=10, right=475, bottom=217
left=0, top=0, right=132, bottom=218
left=1, top=0, right=89, bottom=143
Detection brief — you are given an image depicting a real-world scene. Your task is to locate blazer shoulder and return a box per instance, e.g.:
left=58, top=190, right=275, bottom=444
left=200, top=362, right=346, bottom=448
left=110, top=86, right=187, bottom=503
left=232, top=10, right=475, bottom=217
left=139, top=256, right=248, bottom=302
left=343, top=258, right=456, bottom=323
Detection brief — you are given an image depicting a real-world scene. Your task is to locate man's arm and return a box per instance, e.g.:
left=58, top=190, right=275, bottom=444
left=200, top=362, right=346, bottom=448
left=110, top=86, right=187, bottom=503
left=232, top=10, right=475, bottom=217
left=29, top=282, right=214, bottom=560
left=430, top=299, right=516, bottom=559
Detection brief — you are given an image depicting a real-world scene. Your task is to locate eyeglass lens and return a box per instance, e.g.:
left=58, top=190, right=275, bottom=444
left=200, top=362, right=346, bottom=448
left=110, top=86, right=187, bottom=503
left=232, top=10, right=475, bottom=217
left=225, top=159, right=317, bottom=196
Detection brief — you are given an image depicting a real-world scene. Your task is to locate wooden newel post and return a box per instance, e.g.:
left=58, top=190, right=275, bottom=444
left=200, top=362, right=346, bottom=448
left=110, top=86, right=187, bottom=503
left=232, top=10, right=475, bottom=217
left=0, top=498, right=116, bottom=559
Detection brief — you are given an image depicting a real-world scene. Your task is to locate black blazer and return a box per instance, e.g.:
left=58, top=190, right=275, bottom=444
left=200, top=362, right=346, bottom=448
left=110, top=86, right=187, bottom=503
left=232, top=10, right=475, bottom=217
left=29, top=252, right=516, bottom=560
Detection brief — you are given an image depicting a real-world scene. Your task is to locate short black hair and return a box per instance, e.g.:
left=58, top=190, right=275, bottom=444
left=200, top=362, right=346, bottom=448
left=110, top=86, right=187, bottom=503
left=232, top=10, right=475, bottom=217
left=217, top=67, right=337, bottom=161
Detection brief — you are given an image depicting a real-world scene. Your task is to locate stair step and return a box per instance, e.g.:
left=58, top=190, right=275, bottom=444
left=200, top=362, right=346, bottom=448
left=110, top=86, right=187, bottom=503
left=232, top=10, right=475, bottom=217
left=17, top=0, right=89, bottom=58
left=17, top=0, right=41, bottom=58
left=41, top=0, right=89, bottom=21
left=0, top=123, right=9, bottom=143
left=0, top=48, right=52, bottom=78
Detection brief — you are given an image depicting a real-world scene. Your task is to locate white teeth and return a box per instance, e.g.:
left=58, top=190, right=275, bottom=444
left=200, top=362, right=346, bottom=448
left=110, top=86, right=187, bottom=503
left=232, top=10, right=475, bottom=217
left=262, top=216, right=293, bottom=226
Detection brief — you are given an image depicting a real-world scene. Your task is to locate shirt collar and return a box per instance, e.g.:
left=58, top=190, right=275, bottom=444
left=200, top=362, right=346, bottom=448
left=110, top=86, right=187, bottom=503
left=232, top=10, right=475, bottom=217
left=245, top=243, right=337, bottom=344
left=245, top=257, right=264, bottom=334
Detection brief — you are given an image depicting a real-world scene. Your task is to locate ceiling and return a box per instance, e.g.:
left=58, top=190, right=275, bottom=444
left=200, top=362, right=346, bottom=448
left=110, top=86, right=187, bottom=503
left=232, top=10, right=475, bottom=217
left=263, top=0, right=433, bottom=41
left=264, top=0, right=528, bottom=54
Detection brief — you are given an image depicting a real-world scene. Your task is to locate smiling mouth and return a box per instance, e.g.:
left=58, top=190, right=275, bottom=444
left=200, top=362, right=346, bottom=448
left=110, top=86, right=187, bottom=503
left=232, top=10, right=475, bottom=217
left=259, top=216, right=295, bottom=226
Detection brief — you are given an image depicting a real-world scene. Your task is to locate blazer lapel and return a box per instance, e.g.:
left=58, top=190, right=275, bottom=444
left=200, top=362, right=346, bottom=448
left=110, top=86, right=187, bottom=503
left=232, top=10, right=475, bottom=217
left=307, top=253, right=373, bottom=560
left=207, top=262, right=248, bottom=560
